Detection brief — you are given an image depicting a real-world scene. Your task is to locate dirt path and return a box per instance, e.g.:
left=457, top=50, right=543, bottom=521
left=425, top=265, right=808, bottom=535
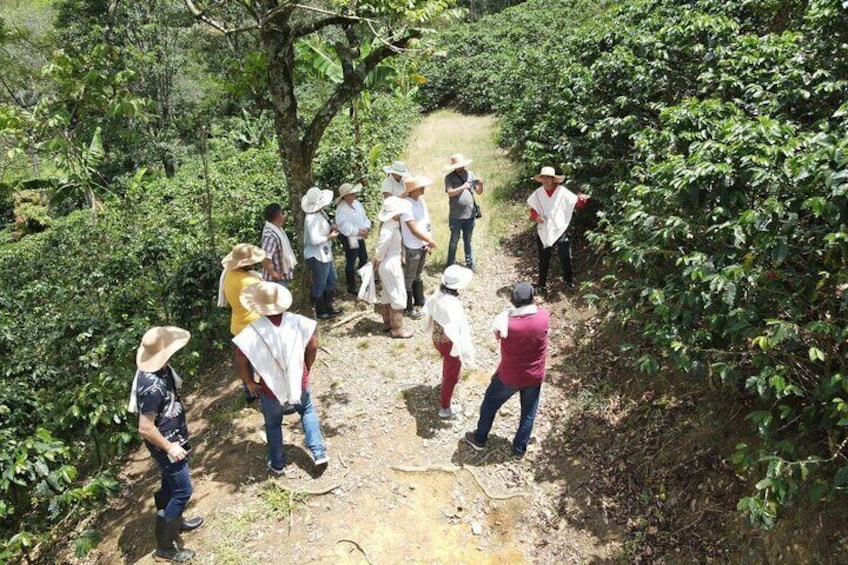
left=79, top=111, right=620, bottom=565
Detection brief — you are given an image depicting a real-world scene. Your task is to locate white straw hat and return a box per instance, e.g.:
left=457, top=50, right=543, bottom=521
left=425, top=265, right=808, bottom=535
left=335, top=182, right=363, bottom=204
left=378, top=196, right=412, bottom=222
left=239, top=281, right=292, bottom=316
left=441, top=265, right=473, bottom=290
left=382, top=161, right=409, bottom=176
left=221, top=243, right=266, bottom=271
left=445, top=153, right=473, bottom=172
left=401, top=175, right=432, bottom=197
left=532, top=166, right=565, bottom=183
left=301, top=186, right=334, bottom=214
left=136, top=326, right=191, bottom=372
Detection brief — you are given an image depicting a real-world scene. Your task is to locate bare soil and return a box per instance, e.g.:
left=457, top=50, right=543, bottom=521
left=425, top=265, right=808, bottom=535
left=73, top=112, right=848, bottom=565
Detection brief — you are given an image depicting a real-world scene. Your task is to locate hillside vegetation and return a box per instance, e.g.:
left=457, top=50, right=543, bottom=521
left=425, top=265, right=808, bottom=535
left=422, top=0, right=848, bottom=528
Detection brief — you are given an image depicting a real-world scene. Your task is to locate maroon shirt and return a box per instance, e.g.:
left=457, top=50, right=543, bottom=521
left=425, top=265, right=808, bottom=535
left=496, top=308, right=550, bottom=387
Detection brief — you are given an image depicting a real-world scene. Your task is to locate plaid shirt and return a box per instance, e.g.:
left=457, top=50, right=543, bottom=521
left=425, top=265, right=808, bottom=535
left=261, top=225, right=293, bottom=281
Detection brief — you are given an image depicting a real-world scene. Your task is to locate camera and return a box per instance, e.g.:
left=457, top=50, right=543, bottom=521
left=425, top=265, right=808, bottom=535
left=470, top=179, right=480, bottom=188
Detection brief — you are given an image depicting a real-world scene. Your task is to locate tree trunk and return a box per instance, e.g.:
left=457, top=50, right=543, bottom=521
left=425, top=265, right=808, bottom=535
left=262, top=21, right=314, bottom=301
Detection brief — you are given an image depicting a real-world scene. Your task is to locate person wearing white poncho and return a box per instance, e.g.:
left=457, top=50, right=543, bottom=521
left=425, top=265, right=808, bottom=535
left=527, top=166, right=590, bottom=293
left=423, top=265, right=476, bottom=419
left=374, top=196, right=414, bottom=338
left=335, top=182, right=372, bottom=295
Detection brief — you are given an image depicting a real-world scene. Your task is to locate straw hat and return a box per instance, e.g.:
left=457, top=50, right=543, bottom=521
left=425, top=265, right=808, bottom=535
left=301, top=186, right=334, bottom=214
left=382, top=161, right=409, bottom=176
left=221, top=243, right=265, bottom=271
left=335, top=182, right=363, bottom=204
left=531, top=166, right=565, bottom=183
left=445, top=153, right=473, bottom=172
left=136, top=326, right=191, bottom=372
left=239, top=281, right=292, bottom=316
left=441, top=265, right=473, bottom=291
left=378, top=196, right=412, bottom=222
left=401, top=175, right=432, bottom=197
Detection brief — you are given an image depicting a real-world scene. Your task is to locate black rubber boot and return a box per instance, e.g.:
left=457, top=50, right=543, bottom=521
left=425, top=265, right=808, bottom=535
left=323, top=290, right=343, bottom=317
left=154, top=492, right=203, bottom=532
left=344, top=271, right=357, bottom=295
left=412, top=280, right=425, bottom=307
left=404, top=292, right=414, bottom=315
left=154, top=514, right=196, bottom=562
left=314, top=296, right=331, bottom=320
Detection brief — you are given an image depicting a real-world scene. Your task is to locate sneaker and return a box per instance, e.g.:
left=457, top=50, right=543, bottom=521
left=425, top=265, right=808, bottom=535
left=409, top=307, right=423, bottom=320
left=266, top=456, right=286, bottom=476
left=511, top=448, right=526, bottom=460
left=463, top=431, right=485, bottom=451
left=438, top=407, right=455, bottom=419
left=312, top=451, right=329, bottom=467
left=534, top=285, right=547, bottom=295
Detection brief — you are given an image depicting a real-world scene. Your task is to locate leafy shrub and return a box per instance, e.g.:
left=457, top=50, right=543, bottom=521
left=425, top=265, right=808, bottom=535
left=0, top=89, right=417, bottom=560
left=12, top=189, right=51, bottom=237
left=434, top=0, right=848, bottom=527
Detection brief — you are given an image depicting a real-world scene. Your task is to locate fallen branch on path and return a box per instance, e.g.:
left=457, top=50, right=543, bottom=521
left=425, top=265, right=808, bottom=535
left=390, top=465, right=528, bottom=501
left=336, top=538, right=375, bottom=565
left=326, top=310, right=368, bottom=330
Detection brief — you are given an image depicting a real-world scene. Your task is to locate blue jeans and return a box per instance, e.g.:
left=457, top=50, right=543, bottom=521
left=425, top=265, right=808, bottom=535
left=156, top=458, right=193, bottom=519
left=472, top=372, right=542, bottom=455
left=306, top=257, right=337, bottom=298
left=259, top=388, right=326, bottom=470
left=447, top=217, right=475, bottom=268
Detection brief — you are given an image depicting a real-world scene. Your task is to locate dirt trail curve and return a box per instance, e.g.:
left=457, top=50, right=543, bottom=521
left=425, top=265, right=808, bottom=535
left=82, top=111, right=613, bottom=565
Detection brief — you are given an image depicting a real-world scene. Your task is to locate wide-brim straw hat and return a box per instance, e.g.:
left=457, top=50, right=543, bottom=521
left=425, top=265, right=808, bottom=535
left=401, top=175, right=433, bottom=197
left=335, top=182, right=363, bottom=204
left=240, top=281, right=292, bottom=316
left=441, top=265, right=473, bottom=291
left=532, top=166, right=565, bottom=183
left=221, top=243, right=266, bottom=271
left=382, top=161, right=409, bottom=176
left=378, top=196, right=412, bottom=222
left=445, top=153, right=473, bottom=172
left=301, top=186, right=334, bottom=214
left=136, top=326, right=191, bottom=372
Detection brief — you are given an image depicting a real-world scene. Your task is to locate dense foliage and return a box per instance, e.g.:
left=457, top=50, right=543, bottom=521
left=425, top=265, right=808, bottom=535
left=425, top=0, right=848, bottom=526
left=0, top=1, right=419, bottom=555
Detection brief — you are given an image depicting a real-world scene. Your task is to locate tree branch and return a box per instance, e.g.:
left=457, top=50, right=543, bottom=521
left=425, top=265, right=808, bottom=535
left=300, top=32, right=417, bottom=160
left=183, top=0, right=260, bottom=35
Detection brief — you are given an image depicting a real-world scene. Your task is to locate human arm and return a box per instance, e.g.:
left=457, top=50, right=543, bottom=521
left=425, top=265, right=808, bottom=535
left=575, top=192, right=590, bottom=210
left=138, top=413, right=188, bottom=461
left=234, top=348, right=261, bottom=396
left=305, top=332, right=318, bottom=372
left=261, top=258, right=281, bottom=280
left=305, top=214, right=332, bottom=246
left=404, top=219, right=436, bottom=249
left=374, top=224, right=392, bottom=264
left=335, top=206, right=357, bottom=237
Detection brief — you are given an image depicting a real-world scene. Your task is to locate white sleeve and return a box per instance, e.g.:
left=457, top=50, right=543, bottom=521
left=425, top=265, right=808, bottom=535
left=375, top=224, right=392, bottom=261
left=335, top=206, right=356, bottom=237
left=305, top=215, right=329, bottom=246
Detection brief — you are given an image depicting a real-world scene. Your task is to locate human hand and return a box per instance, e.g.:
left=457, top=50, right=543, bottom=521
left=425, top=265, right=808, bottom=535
left=534, top=216, right=545, bottom=224
left=244, top=379, right=261, bottom=397
left=359, top=229, right=369, bottom=237
left=167, top=443, right=188, bottom=462
left=329, top=229, right=339, bottom=239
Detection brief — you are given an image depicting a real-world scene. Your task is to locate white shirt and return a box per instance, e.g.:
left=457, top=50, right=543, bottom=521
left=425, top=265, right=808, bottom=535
left=527, top=185, right=578, bottom=248
left=381, top=175, right=406, bottom=197
left=335, top=199, right=372, bottom=244
left=400, top=197, right=431, bottom=249
left=303, top=212, right=333, bottom=262
left=375, top=220, right=403, bottom=263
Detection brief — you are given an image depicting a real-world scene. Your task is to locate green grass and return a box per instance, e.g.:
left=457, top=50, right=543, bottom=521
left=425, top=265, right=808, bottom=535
left=260, top=482, right=306, bottom=519
left=198, top=504, right=264, bottom=565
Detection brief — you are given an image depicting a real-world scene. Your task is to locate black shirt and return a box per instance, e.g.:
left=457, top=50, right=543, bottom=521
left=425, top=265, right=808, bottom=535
left=136, top=365, right=189, bottom=465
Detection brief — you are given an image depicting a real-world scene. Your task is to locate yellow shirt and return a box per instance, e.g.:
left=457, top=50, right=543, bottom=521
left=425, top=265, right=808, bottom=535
left=223, top=269, right=260, bottom=335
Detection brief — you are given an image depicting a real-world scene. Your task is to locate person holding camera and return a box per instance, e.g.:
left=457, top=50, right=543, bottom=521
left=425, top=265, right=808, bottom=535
left=129, top=326, right=202, bottom=563
left=444, top=153, right=484, bottom=271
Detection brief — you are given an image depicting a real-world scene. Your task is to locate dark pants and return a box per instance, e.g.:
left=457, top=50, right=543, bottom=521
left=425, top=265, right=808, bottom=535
left=156, top=458, right=193, bottom=519
left=471, top=372, right=542, bottom=456
left=341, top=236, right=368, bottom=275
left=447, top=217, right=475, bottom=269
left=537, top=232, right=572, bottom=287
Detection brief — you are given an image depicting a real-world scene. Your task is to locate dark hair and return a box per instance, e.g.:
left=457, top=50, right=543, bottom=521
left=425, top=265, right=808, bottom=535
left=264, top=203, right=283, bottom=222
left=510, top=282, right=535, bottom=307
left=439, top=284, right=459, bottom=296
